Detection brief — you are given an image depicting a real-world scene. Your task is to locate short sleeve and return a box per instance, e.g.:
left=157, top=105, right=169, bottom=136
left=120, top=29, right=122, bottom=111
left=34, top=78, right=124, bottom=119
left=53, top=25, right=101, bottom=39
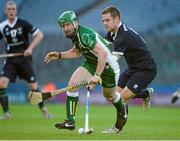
left=81, top=32, right=97, bottom=50
left=0, top=23, right=3, bottom=39
left=0, top=31, right=3, bottom=40
left=23, top=20, right=38, bottom=36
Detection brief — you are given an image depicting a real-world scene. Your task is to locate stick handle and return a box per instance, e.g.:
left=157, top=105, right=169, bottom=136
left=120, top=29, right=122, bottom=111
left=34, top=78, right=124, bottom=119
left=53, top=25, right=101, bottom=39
left=51, top=82, right=88, bottom=96
left=85, top=89, right=91, bottom=132
left=0, top=53, right=23, bottom=58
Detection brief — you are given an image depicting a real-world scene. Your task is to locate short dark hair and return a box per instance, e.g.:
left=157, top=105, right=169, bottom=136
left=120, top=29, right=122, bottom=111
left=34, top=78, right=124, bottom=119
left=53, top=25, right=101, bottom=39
left=6, top=0, right=16, bottom=7
left=5, top=0, right=17, bottom=10
left=102, top=6, right=120, bottom=19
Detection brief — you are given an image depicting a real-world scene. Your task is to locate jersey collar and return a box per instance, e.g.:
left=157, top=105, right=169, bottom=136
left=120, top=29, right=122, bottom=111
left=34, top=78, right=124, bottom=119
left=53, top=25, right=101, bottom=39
left=111, top=21, right=122, bottom=40
left=7, top=16, right=18, bottom=28
left=114, top=21, right=122, bottom=38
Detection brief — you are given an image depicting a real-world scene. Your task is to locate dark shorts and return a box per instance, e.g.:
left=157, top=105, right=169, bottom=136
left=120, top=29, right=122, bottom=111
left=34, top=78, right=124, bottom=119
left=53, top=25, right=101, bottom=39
left=118, top=68, right=157, bottom=94
left=1, top=57, right=36, bottom=83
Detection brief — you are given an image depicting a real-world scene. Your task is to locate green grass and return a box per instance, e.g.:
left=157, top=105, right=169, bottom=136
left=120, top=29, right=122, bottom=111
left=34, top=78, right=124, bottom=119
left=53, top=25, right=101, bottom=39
left=0, top=104, right=180, bottom=140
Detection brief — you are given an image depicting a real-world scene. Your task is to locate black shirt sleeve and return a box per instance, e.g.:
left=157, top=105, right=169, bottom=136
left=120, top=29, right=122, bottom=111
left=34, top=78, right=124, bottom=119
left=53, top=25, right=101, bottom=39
left=23, top=20, right=38, bottom=35
left=0, top=31, right=3, bottom=40
left=113, top=36, right=127, bottom=55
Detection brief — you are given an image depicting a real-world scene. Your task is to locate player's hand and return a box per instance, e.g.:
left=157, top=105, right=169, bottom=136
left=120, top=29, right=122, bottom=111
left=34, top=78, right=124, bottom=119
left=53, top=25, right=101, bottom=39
left=44, top=52, right=60, bottom=63
left=24, top=48, right=33, bottom=56
left=87, top=74, right=101, bottom=90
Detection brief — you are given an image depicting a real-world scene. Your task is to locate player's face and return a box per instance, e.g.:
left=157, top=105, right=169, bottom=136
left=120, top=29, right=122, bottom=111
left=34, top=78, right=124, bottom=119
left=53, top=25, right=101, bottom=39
left=102, top=13, right=117, bottom=32
left=62, top=22, right=76, bottom=39
left=5, top=4, right=17, bottom=21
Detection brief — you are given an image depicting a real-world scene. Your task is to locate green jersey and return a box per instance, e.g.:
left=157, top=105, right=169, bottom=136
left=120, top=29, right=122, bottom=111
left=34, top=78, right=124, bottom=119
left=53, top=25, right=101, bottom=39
left=73, top=25, right=119, bottom=88
left=73, top=25, right=118, bottom=69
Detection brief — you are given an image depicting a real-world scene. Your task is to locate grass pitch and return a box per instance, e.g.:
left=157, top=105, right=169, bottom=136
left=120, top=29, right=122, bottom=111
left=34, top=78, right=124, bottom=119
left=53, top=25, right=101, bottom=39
left=0, top=104, right=180, bottom=140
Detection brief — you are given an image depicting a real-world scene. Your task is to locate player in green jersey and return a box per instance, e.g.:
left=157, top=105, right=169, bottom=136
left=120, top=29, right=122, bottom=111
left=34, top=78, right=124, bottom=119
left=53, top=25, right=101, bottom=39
left=44, top=11, right=127, bottom=133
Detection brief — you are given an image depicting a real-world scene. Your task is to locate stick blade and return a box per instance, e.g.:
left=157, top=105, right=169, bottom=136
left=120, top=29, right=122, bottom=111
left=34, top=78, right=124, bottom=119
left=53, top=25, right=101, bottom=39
left=28, top=91, right=43, bottom=105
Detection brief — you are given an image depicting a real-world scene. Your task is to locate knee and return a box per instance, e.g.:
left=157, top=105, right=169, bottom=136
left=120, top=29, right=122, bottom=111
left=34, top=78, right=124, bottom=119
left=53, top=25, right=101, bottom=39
left=121, top=94, right=130, bottom=103
left=67, top=81, right=79, bottom=93
left=68, top=89, right=77, bottom=93
left=0, top=78, right=8, bottom=88
left=104, top=95, right=114, bottom=102
left=67, top=91, right=78, bottom=97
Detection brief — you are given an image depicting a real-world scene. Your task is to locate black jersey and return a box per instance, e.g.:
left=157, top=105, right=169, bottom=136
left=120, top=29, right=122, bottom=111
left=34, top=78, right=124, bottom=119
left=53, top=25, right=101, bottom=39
left=0, top=17, right=38, bottom=54
left=106, top=23, right=157, bottom=71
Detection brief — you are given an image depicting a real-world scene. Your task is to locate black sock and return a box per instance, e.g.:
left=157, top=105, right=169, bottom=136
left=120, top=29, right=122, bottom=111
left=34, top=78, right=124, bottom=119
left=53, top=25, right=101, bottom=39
left=38, top=102, right=45, bottom=109
left=0, top=95, right=9, bottom=113
left=0, top=88, right=9, bottom=113
left=133, top=90, right=149, bottom=99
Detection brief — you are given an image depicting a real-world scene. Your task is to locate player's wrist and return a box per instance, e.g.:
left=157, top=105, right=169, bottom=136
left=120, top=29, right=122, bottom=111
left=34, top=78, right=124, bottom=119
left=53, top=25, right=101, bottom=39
left=95, top=73, right=101, bottom=77
left=58, top=52, right=61, bottom=59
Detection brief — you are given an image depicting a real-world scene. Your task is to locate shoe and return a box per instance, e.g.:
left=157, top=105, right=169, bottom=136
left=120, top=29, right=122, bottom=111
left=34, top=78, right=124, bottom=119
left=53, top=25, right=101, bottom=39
left=41, top=107, right=52, bottom=119
left=55, top=119, right=75, bottom=130
left=101, top=125, right=122, bottom=134
left=143, top=88, right=154, bottom=111
left=172, top=90, right=180, bottom=104
left=0, top=112, right=11, bottom=120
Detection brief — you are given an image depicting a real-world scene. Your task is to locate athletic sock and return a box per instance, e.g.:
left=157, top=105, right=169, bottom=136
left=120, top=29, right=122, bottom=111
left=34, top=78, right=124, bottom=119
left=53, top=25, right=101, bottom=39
left=133, top=89, right=149, bottom=99
left=112, top=92, right=127, bottom=129
left=112, top=92, right=124, bottom=111
left=0, top=88, right=9, bottom=113
left=112, top=92, right=128, bottom=116
left=66, top=91, right=78, bottom=122
left=38, top=102, right=45, bottom=109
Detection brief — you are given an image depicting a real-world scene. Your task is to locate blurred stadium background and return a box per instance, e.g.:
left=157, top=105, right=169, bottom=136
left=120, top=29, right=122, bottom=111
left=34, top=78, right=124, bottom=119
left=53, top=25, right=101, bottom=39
left=0, top=0, right=180, bottom=106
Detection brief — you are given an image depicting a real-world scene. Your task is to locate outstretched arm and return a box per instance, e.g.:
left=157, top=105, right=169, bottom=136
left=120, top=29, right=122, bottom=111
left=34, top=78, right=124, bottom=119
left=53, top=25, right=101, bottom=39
left=44, top=46, right=80, bottom=63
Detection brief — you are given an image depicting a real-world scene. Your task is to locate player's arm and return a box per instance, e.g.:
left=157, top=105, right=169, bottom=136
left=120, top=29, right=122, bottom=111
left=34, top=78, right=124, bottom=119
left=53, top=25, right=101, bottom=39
left=44, top=45, right=80, bottom=63
left=88, top=42, right=107, bottom=88
left=93, top=42, right=107, bottom=76
left=61, top=46, right=81, bottom=59
left=24, top=30, right=44, bottom=56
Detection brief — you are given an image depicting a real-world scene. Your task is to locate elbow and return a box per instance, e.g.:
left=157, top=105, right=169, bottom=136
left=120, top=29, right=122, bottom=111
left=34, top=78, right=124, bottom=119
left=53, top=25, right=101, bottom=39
left=37, top=30, right=44, bottom=41
left=39, top=31, right=44, bottom=40
left=98, top=51, right=107, bottom=60
left=103, top=51, right=107, bottom=59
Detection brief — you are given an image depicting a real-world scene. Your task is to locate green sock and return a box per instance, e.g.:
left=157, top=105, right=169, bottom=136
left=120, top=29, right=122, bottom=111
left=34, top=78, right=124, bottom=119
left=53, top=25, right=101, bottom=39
left=66, top=96, right=78, bottom=122
left=112, top=92, right=126, bottom=114
left=0, top=88, right=7, bottom=97
left=113, top=98, right=125, bottom=112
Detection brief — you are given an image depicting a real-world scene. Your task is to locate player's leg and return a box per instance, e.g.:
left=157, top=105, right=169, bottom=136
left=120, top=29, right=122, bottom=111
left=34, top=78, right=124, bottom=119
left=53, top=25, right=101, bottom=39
left=100, top=67, right=127, bottom=134
left=102, top=87, right=128, bottom=134
left=28, top=82, right=52, bottom=119
left=0, top=61, right=16, bottom=120
left=55, top=66, right=92, bottom=130
left=134, top=88, right=154, bottom=110
left=123, top=70, right=156, bottom=110
left=0, top=76, right=11, bottom=120
left=118, top=69, right=153, bottom=103
left=19, top=58, right=52, bottom=119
